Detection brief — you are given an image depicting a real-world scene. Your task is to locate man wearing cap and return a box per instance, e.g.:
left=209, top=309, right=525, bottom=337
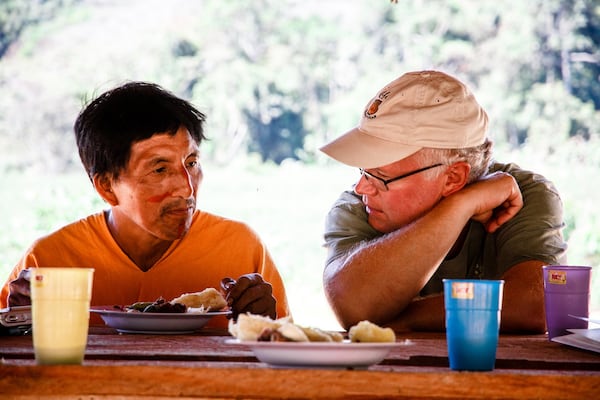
left=320, top=70, right=566, bottom=333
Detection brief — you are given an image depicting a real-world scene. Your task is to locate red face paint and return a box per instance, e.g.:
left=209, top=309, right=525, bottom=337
left=146, top=192, right=171, bottom=203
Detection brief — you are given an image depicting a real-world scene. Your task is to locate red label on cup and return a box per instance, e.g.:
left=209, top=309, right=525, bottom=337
left=548, top=270, right=567, bottom=285
left=451, top=282, right=474, bottom=299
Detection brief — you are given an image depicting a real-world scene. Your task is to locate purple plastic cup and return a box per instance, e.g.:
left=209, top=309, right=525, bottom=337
left=543, top=265, right=592, bottom=339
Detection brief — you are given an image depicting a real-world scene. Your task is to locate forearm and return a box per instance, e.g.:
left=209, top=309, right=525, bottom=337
left=331, top=260, right=547, bottom=334
left=324, top=196, right=472, bottom=329
left=386, top=294, right=446, bottom=332
left=498, top=260, right=546, bottom=333
left=390, top=262, right=547, bottom=333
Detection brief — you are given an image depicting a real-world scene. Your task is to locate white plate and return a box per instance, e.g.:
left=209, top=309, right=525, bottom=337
left=90, top=306, right=231, bottom=334
left=226, top=339, right=411, bottom=369
left=567, top=328, right=600, bottom=342
left=552, top=333, right=600, bottom=354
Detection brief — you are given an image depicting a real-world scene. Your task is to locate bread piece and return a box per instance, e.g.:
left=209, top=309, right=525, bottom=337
left=257, top=328, right=290, bottom=342
left=326, top=330, right=345, bottom=342
left=277, top=322, right=309, bottom=342
left=300, top=326, right=344, bottom=342
left=229, top=312, right=292, bottom=341
left=348, top=320, right=396, bottom=343
left=170, top=288, right=227, bottom=311
left=229, top=312, right=344, bottom=343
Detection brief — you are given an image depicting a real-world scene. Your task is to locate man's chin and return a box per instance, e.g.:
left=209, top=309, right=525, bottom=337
left=175, top=224, right=192, bottom=239
left=367, top=216, right=389, bottom=234
left=161, top=221, right=192, bottom=240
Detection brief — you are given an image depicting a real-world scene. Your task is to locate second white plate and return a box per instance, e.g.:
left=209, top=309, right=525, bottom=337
left=226, top=339, right=411, bottom=368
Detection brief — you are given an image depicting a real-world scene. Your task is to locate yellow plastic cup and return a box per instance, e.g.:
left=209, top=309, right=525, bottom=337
left=30, top=267, right=94, bottom=365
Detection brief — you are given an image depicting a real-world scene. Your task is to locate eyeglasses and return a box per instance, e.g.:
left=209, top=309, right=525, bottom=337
left=358, top=163, right=444, bottom=192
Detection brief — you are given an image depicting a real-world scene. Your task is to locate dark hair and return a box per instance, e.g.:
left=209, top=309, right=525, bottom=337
left=74, top=81, right=207, bottom=180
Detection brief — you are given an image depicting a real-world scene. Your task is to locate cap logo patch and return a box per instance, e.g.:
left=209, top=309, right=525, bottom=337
left=364, top=90, right=391, bottom=119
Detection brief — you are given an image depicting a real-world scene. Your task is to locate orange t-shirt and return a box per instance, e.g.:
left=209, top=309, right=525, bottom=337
left=0, top=210, right=290, bottom=328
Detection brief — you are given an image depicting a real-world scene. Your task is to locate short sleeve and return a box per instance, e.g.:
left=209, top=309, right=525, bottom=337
left=491, top=163, right=568, bottom=271
left=323, top=190, right=381, bottom=267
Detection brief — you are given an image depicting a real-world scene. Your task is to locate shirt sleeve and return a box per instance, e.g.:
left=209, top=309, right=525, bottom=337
left=491, top=163, right=568, bottom=271
left=323, top=189, right=381, bottom=268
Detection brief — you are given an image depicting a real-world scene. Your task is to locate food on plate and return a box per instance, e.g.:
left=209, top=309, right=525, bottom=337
left=170, top=288, right=227, bottom=312
left=228, top=313, right=346, bottom=343
left=300, top=326, right=344, bottom=342
left=348, top=320, right=396, bottom=343
left=228, top=313, right=291, bottom=341
left=119, top=288, right=228, bottom=314
left=258, top=322, right=309, bottom=342
left=126, top=301, right=154, bottom=312
left=126, top=297, right=187, bottom=313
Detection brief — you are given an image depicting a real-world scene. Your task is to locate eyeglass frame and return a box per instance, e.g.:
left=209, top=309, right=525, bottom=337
left=358, top=163, right=444, bottom=191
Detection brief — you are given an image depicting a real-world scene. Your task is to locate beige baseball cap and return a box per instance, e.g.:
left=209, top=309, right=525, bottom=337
left=320, top=70, right=488, bottom=168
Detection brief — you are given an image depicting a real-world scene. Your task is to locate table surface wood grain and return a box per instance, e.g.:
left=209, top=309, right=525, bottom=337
left=1, top=328, right=599, bottom=399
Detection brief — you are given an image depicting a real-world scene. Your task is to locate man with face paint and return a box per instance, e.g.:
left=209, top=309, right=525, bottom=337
left=320, top=71, right=566, bottom=333
left=1, top=82, right=290, bottom=327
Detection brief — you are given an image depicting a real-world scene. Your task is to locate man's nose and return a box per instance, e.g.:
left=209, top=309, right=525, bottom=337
left=354, top=173, right=377, bottom=196
left=171, top=166, right=195, bottom=198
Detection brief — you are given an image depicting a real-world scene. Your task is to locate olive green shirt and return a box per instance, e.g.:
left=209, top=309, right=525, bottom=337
left=323, top=162, right=568, bottom=296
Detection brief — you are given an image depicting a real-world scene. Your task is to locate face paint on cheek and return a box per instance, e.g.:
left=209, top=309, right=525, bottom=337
left=146, top=192, right=172, bottom=203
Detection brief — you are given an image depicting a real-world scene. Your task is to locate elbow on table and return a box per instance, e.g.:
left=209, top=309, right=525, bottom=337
left=500, top=310, right=547, bottom=334
left=325, top=291, right=366, bottom=330
left=325, top=288, right=396, bottom=330
left=335, top=312, right=368, bottom=331
left=323, top=265, right=402, bottom=329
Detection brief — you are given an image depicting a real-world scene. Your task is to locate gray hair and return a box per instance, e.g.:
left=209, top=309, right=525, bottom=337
left=415, top=138, right=493, bottom=184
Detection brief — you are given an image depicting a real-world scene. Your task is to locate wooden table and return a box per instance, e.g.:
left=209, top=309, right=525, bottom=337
left=1, top=327, right=599, bottom=399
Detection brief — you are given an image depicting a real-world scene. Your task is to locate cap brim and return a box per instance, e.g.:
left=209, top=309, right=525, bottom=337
left=319, top=127, right=422, bottom=169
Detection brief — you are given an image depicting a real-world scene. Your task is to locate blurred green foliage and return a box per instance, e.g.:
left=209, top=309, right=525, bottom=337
left=0, top=0, right=80, bottom=57
left=0, top=0, right=599, bottom=324
left=1, top=0, right=598, bottom=168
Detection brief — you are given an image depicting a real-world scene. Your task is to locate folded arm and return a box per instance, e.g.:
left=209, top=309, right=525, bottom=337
left=323, top=172, right=524, bottom=330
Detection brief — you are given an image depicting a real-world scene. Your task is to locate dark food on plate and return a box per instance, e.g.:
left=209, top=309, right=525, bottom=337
left=126, top=297, right=187, bottom=313
left=124, top=302, right=154, bottom=312
left=257, top=328, right=289, bottom=342
left=113, top=287, right=228, bottom=314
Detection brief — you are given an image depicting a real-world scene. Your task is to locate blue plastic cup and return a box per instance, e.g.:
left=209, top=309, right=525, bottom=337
left=443, top=279, right=504, bottom=371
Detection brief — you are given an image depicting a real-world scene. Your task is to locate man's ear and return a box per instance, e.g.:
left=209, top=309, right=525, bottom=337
left=442, top=161, right=471, bottom=197
left=93, top=174, right=118, bottom=206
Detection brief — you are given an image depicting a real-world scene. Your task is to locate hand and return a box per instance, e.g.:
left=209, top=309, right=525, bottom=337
left=464, top=172, right=523, bottom=233
left=8, top=269, right=32, bottom=307
left=220, top=273, right=276, bottom=320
